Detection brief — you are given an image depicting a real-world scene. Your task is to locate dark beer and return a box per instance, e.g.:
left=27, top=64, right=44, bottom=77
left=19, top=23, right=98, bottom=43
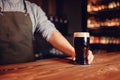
left=74, top=32, right=89, bottom=65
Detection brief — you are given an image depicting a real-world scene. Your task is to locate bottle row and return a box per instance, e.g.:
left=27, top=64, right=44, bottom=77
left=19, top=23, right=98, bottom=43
left=87, top=1, right=120, bottom=13
left=90, top=36, right=120, bottom=44
left=48, top=16, right=68, bottom=35
left=88, top=17, right=120, bottom=29
left=48, top=16, right=68, bottom=24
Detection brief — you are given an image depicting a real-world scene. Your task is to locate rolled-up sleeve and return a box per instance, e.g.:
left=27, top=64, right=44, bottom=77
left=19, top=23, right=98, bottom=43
left=31, top=4, right=58, bottom=41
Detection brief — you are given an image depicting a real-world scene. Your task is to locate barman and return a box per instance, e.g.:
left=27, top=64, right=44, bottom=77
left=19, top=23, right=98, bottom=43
left=0, top=0, right=94, bottom=65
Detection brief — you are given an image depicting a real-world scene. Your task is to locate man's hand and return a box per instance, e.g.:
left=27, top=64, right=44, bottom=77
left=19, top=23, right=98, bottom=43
left=49, top=32, right=94, bottom=64
left=72, top=50, right=94, bottom=64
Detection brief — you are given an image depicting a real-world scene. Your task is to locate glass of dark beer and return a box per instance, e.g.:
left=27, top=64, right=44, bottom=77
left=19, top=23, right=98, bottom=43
left=74, top=32, right=90, bottom=65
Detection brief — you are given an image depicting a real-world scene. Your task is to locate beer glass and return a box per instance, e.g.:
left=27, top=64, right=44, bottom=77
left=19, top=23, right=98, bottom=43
left=74, top=32, right=90, bottom=65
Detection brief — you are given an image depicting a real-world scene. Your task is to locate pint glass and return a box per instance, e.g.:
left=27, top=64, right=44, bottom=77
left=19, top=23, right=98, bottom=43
left=74, top=32, right=90, bottom=65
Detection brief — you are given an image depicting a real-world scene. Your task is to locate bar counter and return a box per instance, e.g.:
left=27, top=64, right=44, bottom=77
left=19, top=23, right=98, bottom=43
left=0, top=52, right=120, bottom=80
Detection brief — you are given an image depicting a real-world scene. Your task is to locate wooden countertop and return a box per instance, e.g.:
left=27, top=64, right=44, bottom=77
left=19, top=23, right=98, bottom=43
left=0, top=52, right=120, bottom=80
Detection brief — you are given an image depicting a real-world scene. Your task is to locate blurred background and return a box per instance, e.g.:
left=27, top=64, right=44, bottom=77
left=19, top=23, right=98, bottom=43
left=28, top=0, right=120, bottom=60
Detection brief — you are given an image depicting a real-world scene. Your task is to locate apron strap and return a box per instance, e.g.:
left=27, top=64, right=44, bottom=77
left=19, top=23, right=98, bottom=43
left=23, top=0, right=27, bottom=15
left=0, top=6, right=1, bottom=13
left=0, top=0, right=4, bottom=15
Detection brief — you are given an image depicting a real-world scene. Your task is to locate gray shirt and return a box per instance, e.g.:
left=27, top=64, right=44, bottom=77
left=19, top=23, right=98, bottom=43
left=0, top=0, right=58, bottom=41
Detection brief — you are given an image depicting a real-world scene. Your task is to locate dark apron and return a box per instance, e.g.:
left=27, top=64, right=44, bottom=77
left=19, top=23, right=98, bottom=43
left=0, top=1, right=34, bottom=65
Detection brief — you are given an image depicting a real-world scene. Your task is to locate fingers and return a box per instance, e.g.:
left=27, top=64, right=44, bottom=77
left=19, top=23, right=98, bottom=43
left=87, top=50, right=94, bottom=64
left=72, top=57, right=76, bottom=61
left=71, top=50, right=76, bottom=61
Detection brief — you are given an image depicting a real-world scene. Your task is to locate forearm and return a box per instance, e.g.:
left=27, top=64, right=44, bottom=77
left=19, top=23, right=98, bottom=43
left=48, top=31, right=75, bottom=57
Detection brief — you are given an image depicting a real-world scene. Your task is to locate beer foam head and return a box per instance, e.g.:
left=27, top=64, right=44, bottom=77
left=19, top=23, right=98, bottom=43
left=74, top=32, right=89, bottom=37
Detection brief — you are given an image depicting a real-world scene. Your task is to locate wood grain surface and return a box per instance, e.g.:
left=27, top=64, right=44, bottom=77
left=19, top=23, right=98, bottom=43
left=0, top=52, right=120, bottom=80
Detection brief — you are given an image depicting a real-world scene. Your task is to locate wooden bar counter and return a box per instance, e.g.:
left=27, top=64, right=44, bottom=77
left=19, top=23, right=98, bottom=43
left=0, top=52, right=120, bottom=80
